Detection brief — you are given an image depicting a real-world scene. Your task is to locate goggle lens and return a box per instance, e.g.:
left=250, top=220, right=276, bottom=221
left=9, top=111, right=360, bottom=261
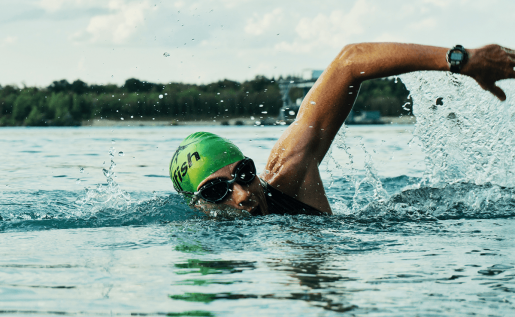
left=197, top=158, right=256, bottom=203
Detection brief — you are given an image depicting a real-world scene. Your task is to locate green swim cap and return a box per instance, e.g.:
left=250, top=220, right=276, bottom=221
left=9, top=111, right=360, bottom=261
left=169, top=132, right=245, bottom=196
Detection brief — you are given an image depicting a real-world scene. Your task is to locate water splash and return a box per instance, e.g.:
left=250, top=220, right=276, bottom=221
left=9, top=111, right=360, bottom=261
left=326, top=72, right=515, bottom=221
left=400, top=72, right=515, bottom=187
left=325, top=126, right=387, bottom=214
left=75, top=146, right=131, bottom=212
left=0, top=145, right=197, bottom=232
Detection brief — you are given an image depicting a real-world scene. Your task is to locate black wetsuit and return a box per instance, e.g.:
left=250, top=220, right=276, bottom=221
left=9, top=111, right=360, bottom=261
left=261, top=179, right=326, bottom=216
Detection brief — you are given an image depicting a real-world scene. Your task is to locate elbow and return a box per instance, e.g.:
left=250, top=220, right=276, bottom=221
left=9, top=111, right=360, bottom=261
left=335, top=43, right=362, bottom=81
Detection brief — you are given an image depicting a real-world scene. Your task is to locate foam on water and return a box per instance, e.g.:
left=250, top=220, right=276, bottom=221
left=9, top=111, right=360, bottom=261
left=400, top=72, right=515, bottom=187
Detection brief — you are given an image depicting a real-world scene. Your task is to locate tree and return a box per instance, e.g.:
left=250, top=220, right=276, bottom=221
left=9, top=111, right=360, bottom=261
left=48, top=80, right=72, bottom=93
left=71, top=80, right=88, bottom=95
left=124, top=78, right=155, bottom=93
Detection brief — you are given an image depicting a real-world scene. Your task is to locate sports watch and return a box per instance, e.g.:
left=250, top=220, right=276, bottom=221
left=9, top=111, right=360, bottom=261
left=446, top=45, right=468, bottom=74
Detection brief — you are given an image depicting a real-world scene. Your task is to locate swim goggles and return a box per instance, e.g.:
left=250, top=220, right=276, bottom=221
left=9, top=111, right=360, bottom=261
left=179, top=157, right=257, bottom=204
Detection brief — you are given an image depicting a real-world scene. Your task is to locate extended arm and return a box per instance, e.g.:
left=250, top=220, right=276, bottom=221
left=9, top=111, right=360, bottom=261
left=263, top=42, right=514, bottom=213
left=276, top=43, right=515, bottom=165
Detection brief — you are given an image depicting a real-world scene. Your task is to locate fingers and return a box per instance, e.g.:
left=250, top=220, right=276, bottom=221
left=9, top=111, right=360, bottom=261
left=486, top=84, right=507, bottom=101
left=477, top=79, right=507, bottom=101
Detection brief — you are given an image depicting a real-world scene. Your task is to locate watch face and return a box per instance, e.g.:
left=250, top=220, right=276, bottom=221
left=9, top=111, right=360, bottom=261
left=450, top=52, right=464, bottom=61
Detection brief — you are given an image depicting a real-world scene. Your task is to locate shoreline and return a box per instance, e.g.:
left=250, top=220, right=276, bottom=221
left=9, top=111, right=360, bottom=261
left=80, top=116, right=416, bottom=127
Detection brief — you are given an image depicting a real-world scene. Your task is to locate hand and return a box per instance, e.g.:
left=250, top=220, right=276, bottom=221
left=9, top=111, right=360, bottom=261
left=463, top=44, right=515, bottom=101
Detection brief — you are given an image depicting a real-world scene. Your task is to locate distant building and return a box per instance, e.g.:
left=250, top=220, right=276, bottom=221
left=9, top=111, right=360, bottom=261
left=278, top=69, right=323, bottom=123
left=278, top=69, right=382, bottom=125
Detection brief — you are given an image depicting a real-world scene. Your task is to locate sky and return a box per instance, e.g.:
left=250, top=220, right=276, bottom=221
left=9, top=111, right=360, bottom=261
left=1, top=0, right=514, bottom=88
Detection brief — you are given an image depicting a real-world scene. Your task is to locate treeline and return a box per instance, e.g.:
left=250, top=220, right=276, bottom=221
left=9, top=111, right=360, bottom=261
left=0, top=76, right=410, bottom=126
left=353, top=77, right=411, bottom=116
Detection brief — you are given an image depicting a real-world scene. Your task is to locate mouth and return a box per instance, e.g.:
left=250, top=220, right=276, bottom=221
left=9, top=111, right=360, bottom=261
left=249, top=206, right=261, bottom=216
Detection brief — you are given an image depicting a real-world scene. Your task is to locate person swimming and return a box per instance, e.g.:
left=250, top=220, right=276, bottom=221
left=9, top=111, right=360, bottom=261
left=170, top=43, right=515, bottom=216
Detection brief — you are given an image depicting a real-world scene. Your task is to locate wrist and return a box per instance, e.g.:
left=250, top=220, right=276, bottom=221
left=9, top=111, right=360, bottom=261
left=459, top=48, right=476, bottom=77
left=446, top=45, right=469, bottom=74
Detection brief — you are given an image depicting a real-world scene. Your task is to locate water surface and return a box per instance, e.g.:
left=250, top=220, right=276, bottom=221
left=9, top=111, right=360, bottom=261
left=1, top=72, right=515, bottom=316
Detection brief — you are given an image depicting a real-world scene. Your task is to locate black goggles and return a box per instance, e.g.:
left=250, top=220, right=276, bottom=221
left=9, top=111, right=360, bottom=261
left=179, top=157, right=257, bottom=204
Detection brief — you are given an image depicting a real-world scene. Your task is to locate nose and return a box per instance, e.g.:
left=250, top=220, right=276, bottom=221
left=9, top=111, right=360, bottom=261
left=229, top=182, right=253, bottom=208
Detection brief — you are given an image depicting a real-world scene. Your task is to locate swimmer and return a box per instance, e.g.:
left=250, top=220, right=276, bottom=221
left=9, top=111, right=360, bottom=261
left=170, top=43, right=515, bottom=216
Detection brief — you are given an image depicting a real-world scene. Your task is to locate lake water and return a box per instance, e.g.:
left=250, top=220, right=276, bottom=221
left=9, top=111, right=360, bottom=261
left=1, top=72, right=515, bottom=316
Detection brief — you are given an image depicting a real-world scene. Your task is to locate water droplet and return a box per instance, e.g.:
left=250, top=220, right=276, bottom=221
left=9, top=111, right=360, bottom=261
left=79, top=168, right=84, bottom=173
left=289, top=111, right=295, bottom=116
left=268, top=192, right=272, bottom=196
left=163, top=52, right=170, bottom=57
left=265, top=169, right=270, bottom=174
left=290, top=80, right=294, bottom=83
left=131, top=116, right=134, bottom=118
left=76, top=179, right=81, bottom=184
left=261, top=111, right=267, bottom=114
left=120, top=117, right=124, bottom=120
left=159, top=94, right=163, bottom=99
left=118, top=151, right=124, bottom=157
left=112, top=140, right=115, bottom=144
left=310, top=101, right=316, bottom=105
left=259, top=104, right=264, bottom=107
left=360, top=72, right=365, bottom=74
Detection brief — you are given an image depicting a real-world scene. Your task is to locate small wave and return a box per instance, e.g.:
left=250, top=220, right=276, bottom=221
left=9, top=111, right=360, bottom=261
left=0, top=190, right=199, bottom=232
left=2, top=179, right=514, bottom=234
left=355, top=181, right=515, bottom=222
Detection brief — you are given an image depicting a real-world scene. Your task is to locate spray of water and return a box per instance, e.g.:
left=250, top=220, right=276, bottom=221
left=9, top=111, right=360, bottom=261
left=75, top=146, right=132, bottom=212
left=328, top=72, right=515, bottom=220
left=400, top=72, right=515, bottom=187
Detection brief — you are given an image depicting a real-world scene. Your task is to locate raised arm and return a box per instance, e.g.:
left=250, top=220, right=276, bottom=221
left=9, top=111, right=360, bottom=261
left=262, top=42, right=514, bottom=213
left=274, top=43, right=514, bottom=164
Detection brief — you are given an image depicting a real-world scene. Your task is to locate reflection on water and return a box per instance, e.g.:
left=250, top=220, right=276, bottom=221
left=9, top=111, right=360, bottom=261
left=170, top=238, right=359, bottom=313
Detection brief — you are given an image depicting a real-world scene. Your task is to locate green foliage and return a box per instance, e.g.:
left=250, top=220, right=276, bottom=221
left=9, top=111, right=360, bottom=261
left=353, top=78, right=411, bottom=116
left=0, top=76, right=410, bottom=126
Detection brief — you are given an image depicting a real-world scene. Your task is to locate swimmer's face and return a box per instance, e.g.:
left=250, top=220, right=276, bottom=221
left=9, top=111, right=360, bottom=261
left=194, top=159, right=269, bottom=216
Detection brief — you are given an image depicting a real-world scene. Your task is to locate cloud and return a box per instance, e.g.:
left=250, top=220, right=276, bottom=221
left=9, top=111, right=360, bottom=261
left=409, top=17, right=437, bottom=31
left=38, top=0, right=106, bottom=12
left=3, top=36, right=18, bottom=45
left=275, top=0, right=374, bottom=54
left=71, top=0, right=152, bottom=45
left=38, top=0, right=68, bottom=12
left=422, top=0, right=449, bottom=7
left=245, top=8, right=282, bottom=36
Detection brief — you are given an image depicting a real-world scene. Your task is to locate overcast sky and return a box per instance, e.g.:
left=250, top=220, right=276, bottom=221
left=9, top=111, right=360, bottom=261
left=1, top=0, right=514, bottom=87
